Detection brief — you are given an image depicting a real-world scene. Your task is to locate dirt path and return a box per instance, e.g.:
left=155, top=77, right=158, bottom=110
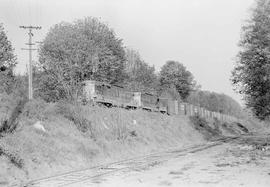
left=26, top=135, right=270, bottom=187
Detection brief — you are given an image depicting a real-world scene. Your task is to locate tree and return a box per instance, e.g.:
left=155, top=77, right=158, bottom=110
left=232, top=0, right=270, bottom=120
left=187, top=90, right=244, bottom=118
left=124, top=49, right=158, bottom=93
left=38, top=17, right=126, bottom=101
left=159, top=61, right=196, bottom=100
left=0, top=23, right=16, bottom=93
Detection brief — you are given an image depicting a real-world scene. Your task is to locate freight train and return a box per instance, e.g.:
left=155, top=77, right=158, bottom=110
left=81, top=80, right=237, bottom=122
left=82, top=80, right=168, bottom=113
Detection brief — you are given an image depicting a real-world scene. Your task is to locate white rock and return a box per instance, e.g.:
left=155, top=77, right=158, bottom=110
left=133, top=120, right=137, bottom=125
left=102, top=121, right=109, bottom=129
left=33, top=121, right=46, bottom=132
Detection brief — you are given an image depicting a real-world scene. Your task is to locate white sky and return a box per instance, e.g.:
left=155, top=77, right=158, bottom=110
left=1, top=0, right=254, bottom=104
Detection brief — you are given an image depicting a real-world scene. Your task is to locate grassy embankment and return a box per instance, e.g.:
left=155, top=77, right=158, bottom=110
left=0, top=94, right=268, bottom=186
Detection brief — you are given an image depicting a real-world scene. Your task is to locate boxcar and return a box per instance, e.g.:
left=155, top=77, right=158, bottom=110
left=140, top=92, right=159, bottom=111
left=178, top=101, right=186, bottom=115
left=82, top=80, right=138, bottom=108
left=167, top=100, right=178, bottom=115
left=82, top=80, right=168, bottom=113
left=157, top=97, right=168, bottom=113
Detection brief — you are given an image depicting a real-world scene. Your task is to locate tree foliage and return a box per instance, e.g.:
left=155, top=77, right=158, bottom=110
left=0, top=23, right=16, bottom=94
left=187, top=90, right=244, bottom=118
left=159, top=61, right=196, bottom=100
left=232, top=0, right=270, bottom=120
left=38, top=17, right=126, bottom=101
left=124, top=49, right=158, bottom=93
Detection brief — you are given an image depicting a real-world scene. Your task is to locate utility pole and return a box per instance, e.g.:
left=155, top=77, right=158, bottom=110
left=20, top=26, right=41, bottom=100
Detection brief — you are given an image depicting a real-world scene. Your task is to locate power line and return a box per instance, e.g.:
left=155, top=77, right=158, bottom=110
left=20, top=25, right=41, bottom=100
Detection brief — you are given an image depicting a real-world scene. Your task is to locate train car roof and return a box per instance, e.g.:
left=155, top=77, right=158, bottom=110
left=83, top=80, right=125, bottom=88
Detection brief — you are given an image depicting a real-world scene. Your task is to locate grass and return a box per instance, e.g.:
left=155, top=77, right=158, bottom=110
left=0, top=97, right=264, bottom=185
left=56, top=101, right=96, bottom=138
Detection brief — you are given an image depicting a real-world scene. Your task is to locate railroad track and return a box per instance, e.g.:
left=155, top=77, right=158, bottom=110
left=25, top=136, right=240, bottom=187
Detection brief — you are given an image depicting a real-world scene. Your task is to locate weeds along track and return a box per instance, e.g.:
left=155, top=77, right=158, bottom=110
left=26, top=136, right=239, bottom=187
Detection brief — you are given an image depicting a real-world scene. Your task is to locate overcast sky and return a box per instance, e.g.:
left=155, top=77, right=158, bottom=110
left=1, top=0, right=254, bottom=104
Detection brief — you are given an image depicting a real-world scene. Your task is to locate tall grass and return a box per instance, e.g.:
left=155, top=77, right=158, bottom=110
left=56, top=101, right=96, bottom=138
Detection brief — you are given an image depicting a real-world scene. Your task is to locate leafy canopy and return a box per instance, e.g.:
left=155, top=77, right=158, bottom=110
left=232, top=0, right=270, bottom=120
left=124, top=48, right=158, bottom=93
left=0, top=23, right=16, bottom=94
left=187, top=90, right=244, bottom=118
left=159, top=60, right=196, bottom=100
left=38, top=17, right=126, bottom=101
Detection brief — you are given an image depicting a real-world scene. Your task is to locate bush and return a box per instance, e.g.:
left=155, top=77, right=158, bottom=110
left=189, top=115, right=221, bottom=140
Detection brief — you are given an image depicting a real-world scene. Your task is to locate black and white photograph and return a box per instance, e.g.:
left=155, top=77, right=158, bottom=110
left=1, top=0, right=270, bottom=186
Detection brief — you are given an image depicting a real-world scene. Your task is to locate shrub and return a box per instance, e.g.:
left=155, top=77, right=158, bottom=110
left=189, top=115, right=221, bottom=140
